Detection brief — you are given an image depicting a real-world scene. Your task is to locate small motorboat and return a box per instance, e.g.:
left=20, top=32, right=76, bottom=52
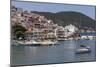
left=75, top=45, right=91, bottom=54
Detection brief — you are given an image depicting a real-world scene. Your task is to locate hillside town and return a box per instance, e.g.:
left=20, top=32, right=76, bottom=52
left=11, top=6, right=96, bottom=45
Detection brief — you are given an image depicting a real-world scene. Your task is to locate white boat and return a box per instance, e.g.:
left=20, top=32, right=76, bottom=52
left=75, top=46, right=91, bottom=54
left=16, top=40, right=58, bottom=46
left=15, top=40, right=38, bottom=46
left=38, top=40, right=58, bottom=46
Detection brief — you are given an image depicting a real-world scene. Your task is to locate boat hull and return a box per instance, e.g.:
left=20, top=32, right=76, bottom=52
left=12, top=40, right=58, bottom=46
left=75, top=48, right=91, bottom=54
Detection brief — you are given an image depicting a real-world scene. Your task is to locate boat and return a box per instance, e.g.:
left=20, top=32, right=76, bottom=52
left=75, top=46, right=91, bottom=54
left=37, top=40, right=58, bottom=46
left=16, top=40, right=40, bottom=46
left=16, top=40, right=58, bottom=46
left=58, top=38, right=66, bottom=41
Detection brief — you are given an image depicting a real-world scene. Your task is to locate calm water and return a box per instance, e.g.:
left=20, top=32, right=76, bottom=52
left=80, top=32, right=96, bottom=36
left=11, top=40, right=96, bottom=66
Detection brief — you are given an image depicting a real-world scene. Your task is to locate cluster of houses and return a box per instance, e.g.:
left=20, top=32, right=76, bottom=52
left=11, top=6, right=95, bottom=41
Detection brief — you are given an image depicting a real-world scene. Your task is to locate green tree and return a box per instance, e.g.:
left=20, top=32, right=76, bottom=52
left=12, top=25, right=27, bottom=39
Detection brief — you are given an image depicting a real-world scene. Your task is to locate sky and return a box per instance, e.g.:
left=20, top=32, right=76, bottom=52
left=11, top=1, right=96, bottom=20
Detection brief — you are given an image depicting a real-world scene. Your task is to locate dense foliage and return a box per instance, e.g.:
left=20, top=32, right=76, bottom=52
left=12, top=25, right=27, bottom=39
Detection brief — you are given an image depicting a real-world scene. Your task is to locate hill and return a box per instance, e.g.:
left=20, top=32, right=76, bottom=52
left=31, top=11, right=96, bottom=29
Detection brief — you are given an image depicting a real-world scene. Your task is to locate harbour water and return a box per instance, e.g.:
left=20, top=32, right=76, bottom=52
left=80, top=32, right=96, bottom=36
left=11, top=40, right=96, bottom=66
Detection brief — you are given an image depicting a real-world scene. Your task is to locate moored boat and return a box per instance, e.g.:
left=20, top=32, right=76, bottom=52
left=75, top=45, right=91, bottom=54
left=15, top=40, right=58, bottom=46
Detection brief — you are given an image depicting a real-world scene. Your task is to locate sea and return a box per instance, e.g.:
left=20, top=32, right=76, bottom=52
left=11, top=33, right=96, bottom=66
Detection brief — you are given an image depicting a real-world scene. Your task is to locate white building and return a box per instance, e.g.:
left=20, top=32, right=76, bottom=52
left=65, top=24, right=78, bottom=33
left=64, top=24, right=78, bottom=37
